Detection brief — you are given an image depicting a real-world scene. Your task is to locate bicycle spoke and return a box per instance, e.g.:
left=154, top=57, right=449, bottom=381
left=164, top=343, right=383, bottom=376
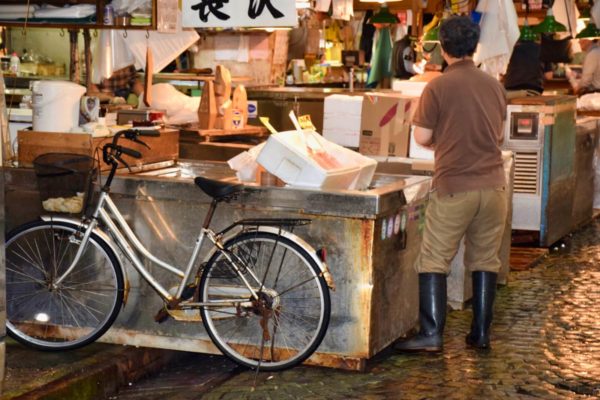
left=10, top=243, right=47, bottom=278
left=6, top=263, right=46, bottom=286
left=201, top=232, right=329, bottom=371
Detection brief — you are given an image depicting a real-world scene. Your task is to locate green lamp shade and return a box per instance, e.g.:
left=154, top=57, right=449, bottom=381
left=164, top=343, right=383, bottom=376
left=519, top=24, right=537, bottom=41
left=577, top=22, right=600, bottom=39
left=532, top=15, right=567, bottom=34
left=368, top=5, right=398, bottom=25
left=422, top=23, right=440, bottom=42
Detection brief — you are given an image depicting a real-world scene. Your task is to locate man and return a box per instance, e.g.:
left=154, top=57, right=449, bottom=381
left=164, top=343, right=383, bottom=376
left=395, top=16, right=507, bottom=352
left=503, top=39, right=553, bottom=98
left=572, top=39, right=600, bottom=95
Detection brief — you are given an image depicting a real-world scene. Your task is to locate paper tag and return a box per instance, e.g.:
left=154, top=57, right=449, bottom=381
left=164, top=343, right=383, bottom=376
left=298, top=114, right=316, bottom=130
left=259, top=117, right=278, bottom=135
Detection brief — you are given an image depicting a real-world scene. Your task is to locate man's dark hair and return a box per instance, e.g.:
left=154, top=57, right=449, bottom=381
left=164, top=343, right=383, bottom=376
left=439, top=16, right=480, bottom=58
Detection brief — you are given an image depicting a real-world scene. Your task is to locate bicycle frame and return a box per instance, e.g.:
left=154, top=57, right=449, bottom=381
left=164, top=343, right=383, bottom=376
left=53, top=189, right=260, bottom=305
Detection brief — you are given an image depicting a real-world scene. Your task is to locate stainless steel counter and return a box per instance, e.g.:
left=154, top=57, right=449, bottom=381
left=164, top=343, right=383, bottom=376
left=4, top=161, right=431, bottom=370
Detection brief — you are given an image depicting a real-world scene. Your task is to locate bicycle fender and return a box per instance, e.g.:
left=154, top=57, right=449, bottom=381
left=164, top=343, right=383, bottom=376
left=256, top=226, right=336, bottom=291
left=255, top=226, right=327, bottom=272
left=40, top=215, right=131, bottom=303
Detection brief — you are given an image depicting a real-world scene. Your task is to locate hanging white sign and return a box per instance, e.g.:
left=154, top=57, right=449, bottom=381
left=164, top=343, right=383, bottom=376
left=182, top=0, right=297, bottom=28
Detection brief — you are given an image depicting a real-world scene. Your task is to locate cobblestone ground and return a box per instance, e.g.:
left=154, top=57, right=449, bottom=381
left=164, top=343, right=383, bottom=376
left=202, top=219, right=600, bottom=400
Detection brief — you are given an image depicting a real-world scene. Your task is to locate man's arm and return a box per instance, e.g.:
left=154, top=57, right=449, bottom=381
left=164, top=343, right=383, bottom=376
left=578, top=51, right=599, bottom=93
left=414, top=125, right=434, bottom=150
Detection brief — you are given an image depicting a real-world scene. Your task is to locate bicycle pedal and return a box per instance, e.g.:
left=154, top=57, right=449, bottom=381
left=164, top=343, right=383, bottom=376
left=181, top=283, right=198, bottom=300
left=154, top=306, right=171, bottom=323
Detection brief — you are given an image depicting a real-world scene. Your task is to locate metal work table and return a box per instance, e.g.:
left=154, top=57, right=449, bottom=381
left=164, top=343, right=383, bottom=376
left=4, top=161, right=431, bottom=371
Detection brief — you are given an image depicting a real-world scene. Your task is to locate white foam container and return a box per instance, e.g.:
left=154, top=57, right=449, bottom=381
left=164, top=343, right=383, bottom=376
left=257, top=130, right=362, bottom=190
left=336, top=147, right=377, bottom=190
left=32, top=80, right=86, bottom=132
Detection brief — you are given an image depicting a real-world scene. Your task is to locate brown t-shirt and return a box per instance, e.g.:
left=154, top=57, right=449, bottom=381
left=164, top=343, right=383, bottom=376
left=413, top=59, right=507, bottom=196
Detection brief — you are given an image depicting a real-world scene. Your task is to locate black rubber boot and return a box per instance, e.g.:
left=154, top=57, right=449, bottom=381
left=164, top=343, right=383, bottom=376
left=395, top=273, right=447, bottom=353
left=466, top=271, right=497, bottom=349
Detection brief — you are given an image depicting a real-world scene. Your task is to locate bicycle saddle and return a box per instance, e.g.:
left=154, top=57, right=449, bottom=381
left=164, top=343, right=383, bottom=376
left=194, top=176, right=243, bottom=200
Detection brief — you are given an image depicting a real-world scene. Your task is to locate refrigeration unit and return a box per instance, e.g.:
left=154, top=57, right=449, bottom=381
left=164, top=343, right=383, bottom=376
left=502, top=96, right=577, bottom=247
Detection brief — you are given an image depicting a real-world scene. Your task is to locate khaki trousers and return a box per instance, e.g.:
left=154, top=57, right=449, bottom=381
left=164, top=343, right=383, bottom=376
left=416, top=188, right=508, bottom=275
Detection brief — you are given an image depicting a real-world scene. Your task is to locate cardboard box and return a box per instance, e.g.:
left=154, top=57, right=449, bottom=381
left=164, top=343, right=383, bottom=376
left=359, top=93, right=417, bottom=157
left=18, top=129, right=179, bottom=171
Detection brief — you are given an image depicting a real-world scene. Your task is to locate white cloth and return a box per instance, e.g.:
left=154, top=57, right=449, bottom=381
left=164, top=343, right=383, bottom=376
left=34, top=4, right=96, bottom=18
left=315, top=0, right=332, bottom=12
left=331, top=0, right=353, bottom=21
left=473, top=0, right=520, bottom=77
left=139, top=83, right=200, bottom=124
left=120, top=12, right=199, bottom=72
left=577, top=92, right=600, bottom=110
left=91, top=30, right=135, bottom=83
left=552, top=0, right=579, bottom=37
left=592, top=1, right=600, bottom=29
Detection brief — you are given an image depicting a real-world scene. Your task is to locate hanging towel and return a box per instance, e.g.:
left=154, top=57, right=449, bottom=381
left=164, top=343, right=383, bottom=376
left=473, top=0, right=520, bottom=77
left=367, top=27, right=393, bottom=87
left=360, top=11, right=376, bottom=63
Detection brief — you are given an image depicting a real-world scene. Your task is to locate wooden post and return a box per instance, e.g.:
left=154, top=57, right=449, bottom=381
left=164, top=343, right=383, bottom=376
left=411, top=0, right=422, bottom=39
left=82, top=29, right=92, bottom=92
left=69, top=29, right=80, bottom=83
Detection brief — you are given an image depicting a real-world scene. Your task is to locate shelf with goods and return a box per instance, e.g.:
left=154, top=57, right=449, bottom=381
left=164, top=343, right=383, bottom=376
left=0, top=0, right=156, bottom=30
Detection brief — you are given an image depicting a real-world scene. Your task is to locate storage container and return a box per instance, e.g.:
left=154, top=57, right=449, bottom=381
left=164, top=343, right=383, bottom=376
left=31, top=81, right=86, bottom=132
left=257, top=131, right=361, bottom=189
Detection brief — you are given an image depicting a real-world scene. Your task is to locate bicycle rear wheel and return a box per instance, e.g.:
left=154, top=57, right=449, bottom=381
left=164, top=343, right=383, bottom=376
left=5, top=220, right=124, bottom=351
left=200, top=231, right=330, bottom=371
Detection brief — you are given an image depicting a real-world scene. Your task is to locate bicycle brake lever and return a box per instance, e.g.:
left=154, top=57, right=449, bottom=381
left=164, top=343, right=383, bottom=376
left=132, top=137, right=151, bottom=149
left=115, top=153, right=133, bottom=172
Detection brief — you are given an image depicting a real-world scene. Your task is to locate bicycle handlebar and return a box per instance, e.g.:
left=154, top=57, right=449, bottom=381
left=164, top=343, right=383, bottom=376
left=102, top=128, right=161, bottom=176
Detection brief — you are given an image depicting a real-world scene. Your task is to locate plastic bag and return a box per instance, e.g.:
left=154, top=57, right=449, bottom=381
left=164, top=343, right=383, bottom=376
left=91, top=30, right=135, bottom=83
left=111, top=0, right=151, bottom=14
left=227, top=143, right=266, bottom=183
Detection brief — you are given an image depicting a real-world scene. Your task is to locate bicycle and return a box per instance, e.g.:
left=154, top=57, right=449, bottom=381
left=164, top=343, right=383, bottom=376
left=5, top=129, right=334, bottom=371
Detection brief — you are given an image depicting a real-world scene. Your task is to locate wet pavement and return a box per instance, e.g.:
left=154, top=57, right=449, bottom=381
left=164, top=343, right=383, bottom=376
left=4, top=219, right=600, bottom=399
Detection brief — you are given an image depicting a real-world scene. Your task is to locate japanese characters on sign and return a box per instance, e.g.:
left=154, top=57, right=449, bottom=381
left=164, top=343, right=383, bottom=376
left=182, top=0, right=297, bottom=28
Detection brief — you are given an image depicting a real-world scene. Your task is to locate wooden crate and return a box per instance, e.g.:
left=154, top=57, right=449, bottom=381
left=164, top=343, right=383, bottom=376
left=18, top=129, right=179, bottom=171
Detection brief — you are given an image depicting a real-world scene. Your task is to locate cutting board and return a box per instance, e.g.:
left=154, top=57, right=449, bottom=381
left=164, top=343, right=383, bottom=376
left=214, top=65, right=233, bottom=130
left=232, top=85, right=248, bottom=129
left=198, top=80, right=217, bottom=130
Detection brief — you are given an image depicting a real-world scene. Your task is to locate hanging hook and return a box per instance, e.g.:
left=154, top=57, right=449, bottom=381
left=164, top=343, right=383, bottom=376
left=145, top=30, right=150, bottom=40
left=93, top=29, right=98, bottom=38
left=59, top=28, right=65, bottom=37
left=21, top=26, right=28, bottom=36
left=123, top=29, right=128, bottom=38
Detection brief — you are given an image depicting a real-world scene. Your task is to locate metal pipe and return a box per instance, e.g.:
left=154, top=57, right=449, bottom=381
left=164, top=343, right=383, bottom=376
left=104, top=195, right=185, bottom=277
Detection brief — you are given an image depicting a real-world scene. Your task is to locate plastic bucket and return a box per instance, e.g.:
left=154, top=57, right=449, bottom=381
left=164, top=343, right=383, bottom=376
left=32, top=81, right=86, bottom=132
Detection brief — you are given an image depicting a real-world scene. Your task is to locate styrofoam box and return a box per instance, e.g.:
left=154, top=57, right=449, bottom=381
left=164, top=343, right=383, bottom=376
left=258, top=131, right=369, bottom=190
left=333, top=144, right=377, bottom=190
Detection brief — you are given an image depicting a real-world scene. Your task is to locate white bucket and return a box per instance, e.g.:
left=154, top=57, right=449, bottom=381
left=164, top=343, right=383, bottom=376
left=32, top=81, right=86, bottom=132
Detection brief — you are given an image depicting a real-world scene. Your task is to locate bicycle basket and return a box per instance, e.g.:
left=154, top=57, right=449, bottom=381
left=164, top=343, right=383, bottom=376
left=33, top=153, right=98, bottom=215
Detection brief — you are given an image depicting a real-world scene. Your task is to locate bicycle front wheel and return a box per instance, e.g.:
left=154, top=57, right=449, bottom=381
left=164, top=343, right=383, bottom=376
left=200, top=231, right=330, bottom=371
left=5, top=220, right=124, bottom=351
